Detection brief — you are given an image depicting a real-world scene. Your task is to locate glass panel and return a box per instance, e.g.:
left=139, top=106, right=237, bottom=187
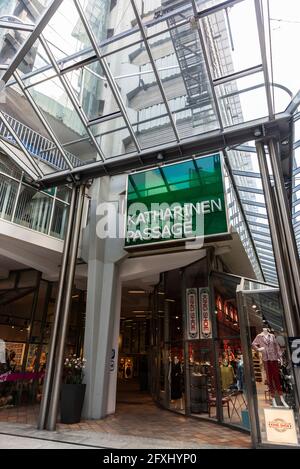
left=212, top=272, right=249, bottom=429
left=65, top=62, right=119, bottom=121
left=146, top=8, right=220, bottom=138
left=50, top=199, right=68, bottom=239
left=42, top=0, right=95, bottom=65
left=215, top=73, right=268, bottom=126
left=91, top=116, right=136, bottom=158
left=200, top=0, right=261, bottom=79
left=14, top=185, right=53, bottom=234
left=108, top=42, right=177, bottom=149
left=268, top=0, right=300, bottom=96
left=0, top=173, right=18, bottom=221
left=242, top=289, right=300, bottom=446
left=0, top=28, right=30, bottom=68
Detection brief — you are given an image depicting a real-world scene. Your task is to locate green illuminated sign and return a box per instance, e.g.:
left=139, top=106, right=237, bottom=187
left=125, top=154, right=228, bottom=248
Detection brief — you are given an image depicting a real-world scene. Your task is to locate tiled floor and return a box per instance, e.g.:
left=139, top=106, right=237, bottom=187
left=0, top=381, right=251, bottom=448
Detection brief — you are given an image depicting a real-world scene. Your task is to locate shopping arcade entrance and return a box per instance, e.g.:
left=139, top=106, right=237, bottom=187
left=115, top=262, right=300, bottom=447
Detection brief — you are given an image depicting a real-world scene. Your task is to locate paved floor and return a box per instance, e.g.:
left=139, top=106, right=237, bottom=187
left=0, top=381, right=251, bottom=449
left=0, top=434, right=90, bottom=449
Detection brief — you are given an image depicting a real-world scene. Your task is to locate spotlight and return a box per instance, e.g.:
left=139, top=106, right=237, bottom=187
left=157, top=152, right=164, bottom=161
left=253, top=128, right=262, bottom=137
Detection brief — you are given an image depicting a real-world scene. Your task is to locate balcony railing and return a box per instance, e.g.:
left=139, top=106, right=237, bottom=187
left=0, top=112, right=83, bottom=170
left=0, top=169, right=70, bottom=240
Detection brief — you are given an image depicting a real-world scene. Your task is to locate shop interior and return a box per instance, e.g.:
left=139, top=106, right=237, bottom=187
left=0, top=269, right=86, bottom=420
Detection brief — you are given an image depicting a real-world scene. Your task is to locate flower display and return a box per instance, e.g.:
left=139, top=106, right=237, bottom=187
left=63, top=355, right=86, bottom=384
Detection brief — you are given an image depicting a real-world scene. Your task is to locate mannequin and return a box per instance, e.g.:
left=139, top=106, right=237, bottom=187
left=169, top=356, right=183, bottom=410
left=252, top=328, right=288, bottom=408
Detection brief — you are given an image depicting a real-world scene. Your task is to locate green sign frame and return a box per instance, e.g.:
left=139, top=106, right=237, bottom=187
left=125, top=153, right=228, bottom=248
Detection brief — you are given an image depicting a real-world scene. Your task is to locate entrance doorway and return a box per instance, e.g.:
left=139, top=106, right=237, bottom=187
left=117, top=286, right=152, bottom=407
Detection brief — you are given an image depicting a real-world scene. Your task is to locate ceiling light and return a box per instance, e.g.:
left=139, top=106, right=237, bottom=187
left=253, top=128, right=262, bottom=137
left=158, top=292, right=165, bottom=295
left=165, top=299, right=175, bottom=302
left=252, top=305, right=257, bottom=309
left=175, top=316, right=179, bottom=319
left=128, top=290, right=146, bottom=294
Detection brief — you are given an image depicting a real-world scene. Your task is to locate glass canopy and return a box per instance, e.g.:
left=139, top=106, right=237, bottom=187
left=0, top=0, right=299, bottom=283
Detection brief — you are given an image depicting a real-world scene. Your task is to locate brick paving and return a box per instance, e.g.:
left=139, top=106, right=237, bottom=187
left=0, top=384, right=251, bottom=448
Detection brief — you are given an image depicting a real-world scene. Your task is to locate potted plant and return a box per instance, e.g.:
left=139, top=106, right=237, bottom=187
left=60, top=355, right=86, bottom=424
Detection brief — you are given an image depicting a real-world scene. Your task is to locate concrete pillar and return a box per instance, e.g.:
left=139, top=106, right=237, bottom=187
left=82, top=176, right=127, bottom=419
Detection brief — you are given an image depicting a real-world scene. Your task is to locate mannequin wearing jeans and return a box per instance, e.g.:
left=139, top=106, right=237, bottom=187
left=252, top=328, right=289, bottom=408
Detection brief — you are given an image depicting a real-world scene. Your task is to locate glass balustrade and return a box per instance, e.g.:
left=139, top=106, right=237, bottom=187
left=0, top=170, right=69, bottom=239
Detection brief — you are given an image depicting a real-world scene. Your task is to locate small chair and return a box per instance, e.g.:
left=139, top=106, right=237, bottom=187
left=208, top=394, right=230, bottom=418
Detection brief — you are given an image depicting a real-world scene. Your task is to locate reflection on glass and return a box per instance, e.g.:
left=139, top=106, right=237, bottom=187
left=189, top=340, right=216, bottom=419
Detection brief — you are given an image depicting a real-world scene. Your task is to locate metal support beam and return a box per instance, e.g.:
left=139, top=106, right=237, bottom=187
left=46, top=184, right=85, bottom=431
left=254, top=0, right=274, bottom=119
left=268, top=139, right=300, bottom=319
left=13, top=71, right=74, bottom=172
left=38, top=185, right=78, bottom=430
left=256, top=141, right=300, bottom=408
left=130, top=0, right=181, bottom=143
left=39, top=35, right=107, bottom=165
left=0, top=21, right=34, bottom=32
left=1, top=0, right=64, bottom=84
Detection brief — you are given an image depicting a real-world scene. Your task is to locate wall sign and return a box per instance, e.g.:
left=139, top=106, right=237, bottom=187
left=288, top=337, right=300, bottom=367
left=186, top=288, right=199, bottom=340
left=125, top=154, right=228, bottom=248
left=199, top=287, right=212, bottom=339
left=264, top=408, right=298, bottom=445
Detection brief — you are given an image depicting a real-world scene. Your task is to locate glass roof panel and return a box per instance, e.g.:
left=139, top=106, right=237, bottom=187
left=215, top=72, right=268, bottom=126
left=146, top=20, right=220, bottom=138
left=267, top=0, right=300, bottom=97
left=90, top=116, right=136, bottom=159
left=0, top=28, right=30, bottom=68
left=0, top=0, right=58, bottom=74
left=199, top=0, right=262, bottom=79
left=42, top=0, right=94, bottom=65
left=64, top=63, right=120, bottom=121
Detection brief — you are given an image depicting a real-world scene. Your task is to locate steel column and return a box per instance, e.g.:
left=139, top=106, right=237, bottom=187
left=46, top=184, right=85, bottom=431
left=256, top=141, right=300, bottom=407
left=268, top=138, right=300, bottom=325
left=37, top=185, right=77, bottom=430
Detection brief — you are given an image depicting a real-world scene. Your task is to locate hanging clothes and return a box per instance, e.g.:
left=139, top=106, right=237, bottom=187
left=170, top=360, right=183, bottom=400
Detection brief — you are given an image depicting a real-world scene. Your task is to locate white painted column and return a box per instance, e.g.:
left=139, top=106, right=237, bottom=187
left=82, top=176, right=127, bottom=419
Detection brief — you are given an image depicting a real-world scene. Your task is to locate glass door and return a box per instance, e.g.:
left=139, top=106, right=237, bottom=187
left=237, top=278, right=300, bottom=447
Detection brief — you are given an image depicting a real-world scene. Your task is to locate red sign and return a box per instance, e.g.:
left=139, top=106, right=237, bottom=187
left=186, top=288, right=199, bottom=339
left=199, top=288, right=212, bottom=339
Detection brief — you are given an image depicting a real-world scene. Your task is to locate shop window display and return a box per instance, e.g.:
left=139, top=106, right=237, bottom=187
left=188, top=340, right=216, bottom=417
left=241, top=287, right=300, bottom=446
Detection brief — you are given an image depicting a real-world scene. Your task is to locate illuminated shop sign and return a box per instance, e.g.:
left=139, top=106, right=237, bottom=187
left=186, top=288, right=199, bottom=340
left=199, top=288, right=212, bottom=339
left=125, top=154, right=228, bottom=248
